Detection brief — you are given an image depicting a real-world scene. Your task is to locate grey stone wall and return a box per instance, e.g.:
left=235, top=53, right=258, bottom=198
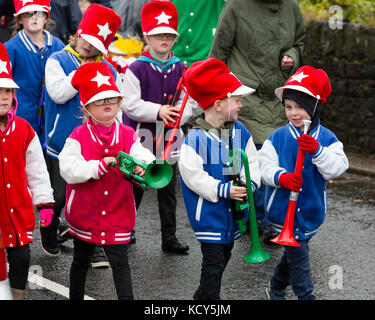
left=303, top=20, right=375, bottom=154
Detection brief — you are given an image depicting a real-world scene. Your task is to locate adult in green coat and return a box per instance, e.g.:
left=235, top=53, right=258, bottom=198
left=210, top=0, right=306, bottom=145
left=209, top=0, right=306, bottom=242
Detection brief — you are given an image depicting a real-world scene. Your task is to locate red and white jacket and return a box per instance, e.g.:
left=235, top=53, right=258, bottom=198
left=58, top=119, right=155, bottom=245
left=0, top=117, right=54, bottom=248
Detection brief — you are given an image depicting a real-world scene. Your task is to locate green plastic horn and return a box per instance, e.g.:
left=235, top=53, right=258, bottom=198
left=232, top=148, right=271, bottom=264
left=111, top=151, right=173, bottom=190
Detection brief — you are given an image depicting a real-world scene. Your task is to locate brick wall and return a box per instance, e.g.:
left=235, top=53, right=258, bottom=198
left=303, top=20, right=375, bottom=154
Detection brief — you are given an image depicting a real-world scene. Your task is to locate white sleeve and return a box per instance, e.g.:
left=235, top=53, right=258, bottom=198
left=312, top=141, right=349, bottom=180
left=58, top=138, right=100, bottom=184
left=240, top=136, right=261, bottom=191
left=129, top=138, right=156, bottom=164
left=258, top=140, right=285, bottom=188
left=45, top=57, right=78, bottom=104
left=25, top=135, right=55, bottom=205
left=122, top=69, right=161, bottom=122
left=179, top=144, right=221, bottom=203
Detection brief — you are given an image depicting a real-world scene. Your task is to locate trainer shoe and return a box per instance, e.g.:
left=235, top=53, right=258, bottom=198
left=266, top=280, right=287, bottom=300
left=40, top=227, right=60, bottom=257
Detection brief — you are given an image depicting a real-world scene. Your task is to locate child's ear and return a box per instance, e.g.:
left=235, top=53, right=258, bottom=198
left=213, top=100, right=222, bottom=111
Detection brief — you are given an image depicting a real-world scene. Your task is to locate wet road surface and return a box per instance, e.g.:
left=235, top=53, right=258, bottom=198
left=22, top=171, right=375, bottom=301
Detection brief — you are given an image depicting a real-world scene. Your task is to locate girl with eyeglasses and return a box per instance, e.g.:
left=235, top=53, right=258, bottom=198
left=58, top=62, right=155, bottom=300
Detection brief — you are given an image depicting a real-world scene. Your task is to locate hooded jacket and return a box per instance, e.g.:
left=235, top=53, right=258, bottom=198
left=209, top=0, right=306, bottom=144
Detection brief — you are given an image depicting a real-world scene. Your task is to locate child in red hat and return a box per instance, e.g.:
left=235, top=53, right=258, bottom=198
left=4, top=0, right=64, bottom=146
left=259, top=65, right=349, bottom=300
left=122, top=0, right=198, bottom=254
left=0, top=43, right=55, bottom=300
left=180, top=57, right=259, bottom=300
left=58, top=62, right=155, bottom=300
left=42, top=3, right=122, bottom=260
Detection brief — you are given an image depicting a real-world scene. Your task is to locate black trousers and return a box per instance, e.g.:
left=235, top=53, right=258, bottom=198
left=42, top=155, right=67, bottom=237
left=70, top=237, right=134, bottom=300
left=195, top=242, right=234, bottom=300
left=133, top=163, right=177, bottom=242
left=6, top=244, right=30, bottom=290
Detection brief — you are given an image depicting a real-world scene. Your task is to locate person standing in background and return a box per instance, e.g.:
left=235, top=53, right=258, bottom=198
left=49, top=0, right=83, bottom=44
left=171, top=0, right=226, bottom=67
left=209, top=0, right=306, bottom=243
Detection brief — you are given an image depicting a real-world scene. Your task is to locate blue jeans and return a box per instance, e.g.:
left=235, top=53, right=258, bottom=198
left=254, top=144, right=272, bottom=229
left=271, top=239, right=316, bottom=300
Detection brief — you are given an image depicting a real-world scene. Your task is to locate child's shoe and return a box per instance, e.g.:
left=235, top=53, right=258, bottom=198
left=266, top=281, right=287, bottom=300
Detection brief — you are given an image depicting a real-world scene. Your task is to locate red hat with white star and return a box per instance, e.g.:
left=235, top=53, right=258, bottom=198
left=185, top=58, right=255, bottom=110
left=0, top=43, right=19, bottom=88
left=76, top=4, right=122, bottom=55
left=71, top=62, right=123, bottom=107
left=275, top=65, right=332, bottom=103
left=13, top=0, right=50, bottom=16
left=141, top=0, right=179, bottom=36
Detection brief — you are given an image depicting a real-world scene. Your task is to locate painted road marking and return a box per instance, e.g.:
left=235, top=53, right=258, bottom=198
left=28, top=271, right=95, bottom=300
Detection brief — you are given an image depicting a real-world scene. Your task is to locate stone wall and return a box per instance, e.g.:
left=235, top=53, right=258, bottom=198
left=303, top=20, right=375, bottom=154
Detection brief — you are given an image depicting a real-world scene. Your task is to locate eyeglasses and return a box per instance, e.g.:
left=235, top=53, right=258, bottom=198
left=22, top=11, right=45, bottom=18
left=153, top=33, right=177, bottom=41
left=93, top=97, right=121, bottom=106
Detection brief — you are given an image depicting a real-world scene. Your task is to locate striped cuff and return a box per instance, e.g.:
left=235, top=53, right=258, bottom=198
left=217, top=181, right=231, bottom=199
left=312, top=143, right=323, bottom=158
left=274, top=169, right=286, bottom=187
left=98, top=159, right=110, bottom=177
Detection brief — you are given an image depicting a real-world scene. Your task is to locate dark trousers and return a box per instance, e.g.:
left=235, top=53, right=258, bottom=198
left=271, top=239, right=315, bottom=300
left=195, top=242, right=234, bottom=300
left=42, top=155, right=67, bottom=237
left=134, top=163, right=177, bottom=242
left=70, top=237, right=134, bottom=300
left=6, top=244, right=30, bottom=290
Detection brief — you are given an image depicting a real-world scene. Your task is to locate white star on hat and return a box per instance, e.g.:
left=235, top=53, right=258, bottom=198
left=91, top=71, right=111, bottom=87
left=291, top=72, right=309, bottom=83
left=97, top=22, right=112, bottom=40
left=155, top=11, right=172, bottom=25
left=0, top=59, right=8, bottom=74
left=21, top=0, right=34, bottom=5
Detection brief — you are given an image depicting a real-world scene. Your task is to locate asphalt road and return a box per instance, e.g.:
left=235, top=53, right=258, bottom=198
left=18, top=171, right=375, bottom=302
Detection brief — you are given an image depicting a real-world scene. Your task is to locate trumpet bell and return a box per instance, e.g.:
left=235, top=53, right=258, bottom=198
left=270, top=231, right=301, bottom=247
left=144, top=160, right=173, bottom=189
left=243, top=247, right=271, bottom=263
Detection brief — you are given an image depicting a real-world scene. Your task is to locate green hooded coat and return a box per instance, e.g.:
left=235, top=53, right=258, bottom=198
left=209, top=0, right=306, bottom=144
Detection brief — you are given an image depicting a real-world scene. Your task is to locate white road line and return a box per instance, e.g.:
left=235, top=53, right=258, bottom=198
left=28, top=272, right=95, bottom=300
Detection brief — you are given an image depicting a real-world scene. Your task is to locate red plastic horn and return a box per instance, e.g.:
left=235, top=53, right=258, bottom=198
left=271, top=120, right=311, bottom=247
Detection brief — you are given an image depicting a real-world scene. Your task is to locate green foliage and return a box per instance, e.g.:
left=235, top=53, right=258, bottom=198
left=298, top=0, right=375, bottom=26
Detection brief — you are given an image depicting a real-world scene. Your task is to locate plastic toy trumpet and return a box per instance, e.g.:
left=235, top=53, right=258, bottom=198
left=230, top=148, right=271, bottom=263
left=270, top=119, right=311, bottom=247
left=110, top=151, right=173, bottom=191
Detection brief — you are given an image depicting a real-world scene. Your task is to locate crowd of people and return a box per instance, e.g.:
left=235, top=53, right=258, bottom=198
left=0, top=0, right=349, bottom=301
